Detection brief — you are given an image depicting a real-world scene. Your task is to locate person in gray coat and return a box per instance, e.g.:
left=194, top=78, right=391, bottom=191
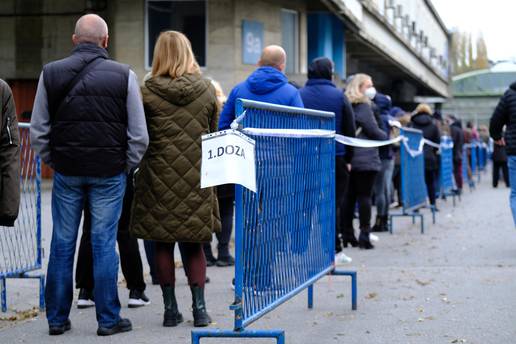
left=342, top=74, right=387, bottom=249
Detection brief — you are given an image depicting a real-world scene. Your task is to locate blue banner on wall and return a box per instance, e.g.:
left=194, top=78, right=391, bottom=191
left=242, top=20, right=263, bottom=65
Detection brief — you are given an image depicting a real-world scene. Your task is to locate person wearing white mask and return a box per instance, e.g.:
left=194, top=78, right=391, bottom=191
left=342, top=74, right=387, bottom=249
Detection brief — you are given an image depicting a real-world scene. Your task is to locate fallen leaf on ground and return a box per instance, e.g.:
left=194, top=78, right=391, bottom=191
left=0, top=308, right=38, bottom=322
left=365, top=292, right=377, bottom=299
left=416, top=279, right=432, bottom=286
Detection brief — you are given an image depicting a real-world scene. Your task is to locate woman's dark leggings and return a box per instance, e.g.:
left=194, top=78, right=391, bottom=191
left=425, top=169, right=437, bottom=205
left=342, top=170, right=378, bottom=236
left=155, top=242, right=206, bottom=288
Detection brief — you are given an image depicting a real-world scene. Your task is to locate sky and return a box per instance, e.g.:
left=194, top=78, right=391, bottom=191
left=432, top=0, right=516, bottom=62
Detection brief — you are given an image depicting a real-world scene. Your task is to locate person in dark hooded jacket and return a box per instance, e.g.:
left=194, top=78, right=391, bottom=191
left=490, top=82, right=516, bottom=226
left=299, top=57, right=356, bottom=261
left=410, top=104, right=441, bottom=207
left=371, top=93, right=394, bottom=232
left=447, top=115, right=464, bottom=192
left=218, top=45, right=303, bottom=130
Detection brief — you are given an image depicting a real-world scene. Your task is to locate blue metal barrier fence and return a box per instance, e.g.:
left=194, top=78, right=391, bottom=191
left=389, top=128, right=428, bottom=234
left=0, top=122, right=45, bottom=312
left=192, top=99, right=357, bottom=343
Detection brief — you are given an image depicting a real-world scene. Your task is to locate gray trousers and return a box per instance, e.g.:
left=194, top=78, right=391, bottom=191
left=373, top=159, right=395, bottom=216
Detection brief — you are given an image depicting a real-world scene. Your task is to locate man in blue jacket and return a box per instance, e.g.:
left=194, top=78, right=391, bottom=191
left=218, top=45, right=304, bottom=130
left=210, top=45, right=303, bottom=276
left=299, top=57, right=355, bottom=264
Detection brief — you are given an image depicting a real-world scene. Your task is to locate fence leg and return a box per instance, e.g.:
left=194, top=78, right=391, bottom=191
left=39, top=275, right=46, bottom=311
left=331, top=270, right=357, bottom=310
left=432, top=208, right=436, bottom=225
left=191, top=329, right=285, bottom=343
left=420, top=214, right=425, bottom=234
left=351, top=272, right=357, bottom=310
left=412, top=215, right=416, bottom=225
left=1, top=277, right=6, bottom=312
left=388, top=215, right=393, bottom=234
left=307, top=284, right=313, bottom=309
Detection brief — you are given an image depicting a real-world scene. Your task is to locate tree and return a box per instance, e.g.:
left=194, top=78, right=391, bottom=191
left=475, top=34, right=489, bottom=69
left=449, top=30, right=489, bottom=75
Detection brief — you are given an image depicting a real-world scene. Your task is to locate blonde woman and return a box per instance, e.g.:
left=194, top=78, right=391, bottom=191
left=342, top=74, right=387, bottom=249
left=130, top=31, right=220, bottom=327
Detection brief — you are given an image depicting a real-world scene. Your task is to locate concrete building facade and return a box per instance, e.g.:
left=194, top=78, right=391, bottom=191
left=0, top=0, right=450, bottom=118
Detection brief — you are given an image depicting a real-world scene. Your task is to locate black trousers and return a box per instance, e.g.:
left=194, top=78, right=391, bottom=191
left=204, top=185, right=234, bottom=259
left=425, top=169, right=437, bottom=206
left=493, top=161, right=510, bottom=187
left=75, top=172, right=146, bottom=292
left=393, top=164, right=402, bottom=205
left=342, top=170, right=377, bottom=238
left=335, top=157, right=350, bottom=252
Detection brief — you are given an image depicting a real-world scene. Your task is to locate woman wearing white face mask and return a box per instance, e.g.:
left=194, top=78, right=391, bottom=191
left=342, top=74, right=387, bottom=249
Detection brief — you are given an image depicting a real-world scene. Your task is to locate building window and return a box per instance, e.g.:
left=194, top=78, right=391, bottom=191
left=145, top=0, right=206, bottom=69
left=281, top=9, right=299, bottom=74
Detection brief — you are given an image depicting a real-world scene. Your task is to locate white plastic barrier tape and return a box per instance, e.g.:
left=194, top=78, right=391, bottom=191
left=335, top=134, right=403, bottom=148
left=402, top=137, right=425, bottom=158
left=241, top=128, right=336, bottom=138
left=423, top=139, right=441, bottom=149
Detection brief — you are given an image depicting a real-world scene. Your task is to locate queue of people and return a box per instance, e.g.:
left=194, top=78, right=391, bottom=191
left=2, top=11, right=500, bottom=337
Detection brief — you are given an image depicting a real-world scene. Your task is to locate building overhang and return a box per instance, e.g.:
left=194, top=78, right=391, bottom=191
left=322, top=0, right=450, bottom=98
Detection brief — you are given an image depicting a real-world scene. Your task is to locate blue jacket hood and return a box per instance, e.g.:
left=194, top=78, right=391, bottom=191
left=246, top=66, right=288, bottom=95
left=373, top=93, right=392, bottom=116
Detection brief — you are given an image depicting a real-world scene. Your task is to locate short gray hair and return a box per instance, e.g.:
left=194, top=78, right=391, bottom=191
left=74, top=14, right=108, bottom=45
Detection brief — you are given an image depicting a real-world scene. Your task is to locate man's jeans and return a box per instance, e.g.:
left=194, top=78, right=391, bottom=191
left=508, top=156, right=516, bottom=227
left=46, top=172, right=126, bottom=328
left=373, top=159, right=395, bottom=216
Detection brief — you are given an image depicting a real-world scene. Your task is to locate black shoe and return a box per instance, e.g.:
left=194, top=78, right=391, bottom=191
left=358, top=231, right=374, bottom=250
left=378, top=215, right=389, bottom=232
left=163, top=309, right=184, bottom=327
left=128, top=289, right=151, bottom=308
left=77, top=288, right=95, bottom=309
left=97, top=318, right=132, bottom=336
left=342, top=235, right=359, bottom=248
left=191, top=285, right=212, bottom=327
left=371, top=216, right=382, bottom=232
left=206, top=255, right=217, bottom=267
left=216, top=255, right=235, bottom=267
left=162, top=285, right=183, bottom=327
left=49, top=319, right=71, bottom=335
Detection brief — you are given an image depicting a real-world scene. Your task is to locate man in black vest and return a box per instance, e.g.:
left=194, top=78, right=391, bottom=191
left=30, top=14, right=149, bottom=336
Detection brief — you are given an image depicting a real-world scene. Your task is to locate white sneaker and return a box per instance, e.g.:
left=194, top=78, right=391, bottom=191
left=335, top=252, right=353, bottom=264
left=77, top=298, right=95, bottom=309
left=369, top=233, right=380, bottom=242
left=128, top=290, right=151, bottom=308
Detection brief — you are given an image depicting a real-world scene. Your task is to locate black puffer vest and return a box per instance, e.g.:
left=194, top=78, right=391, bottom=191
left=43, top=43, right=129, bottom=177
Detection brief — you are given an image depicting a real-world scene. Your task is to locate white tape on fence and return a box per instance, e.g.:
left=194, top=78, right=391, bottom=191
left=335, top=134, right=403, bottom=147
left=402, top=137, right=425, bottom=158
left=423, top=139, right=441, bottom=149
left=241, top=128, right=336, bottom=138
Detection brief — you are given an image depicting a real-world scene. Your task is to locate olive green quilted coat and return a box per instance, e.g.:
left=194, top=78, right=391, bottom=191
left=130, top=74, right=220, bottom=243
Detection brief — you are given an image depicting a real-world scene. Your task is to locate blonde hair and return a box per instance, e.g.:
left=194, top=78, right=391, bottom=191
left=151, top=31, right=201, bottom=79
left=345, top=73, right=372, bottom=104
left=414, top=103, right=432, bottom=115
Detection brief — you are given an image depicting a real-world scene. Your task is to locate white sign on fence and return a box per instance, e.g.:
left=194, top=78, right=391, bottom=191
left=201, top=129, right=256, bottom=192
